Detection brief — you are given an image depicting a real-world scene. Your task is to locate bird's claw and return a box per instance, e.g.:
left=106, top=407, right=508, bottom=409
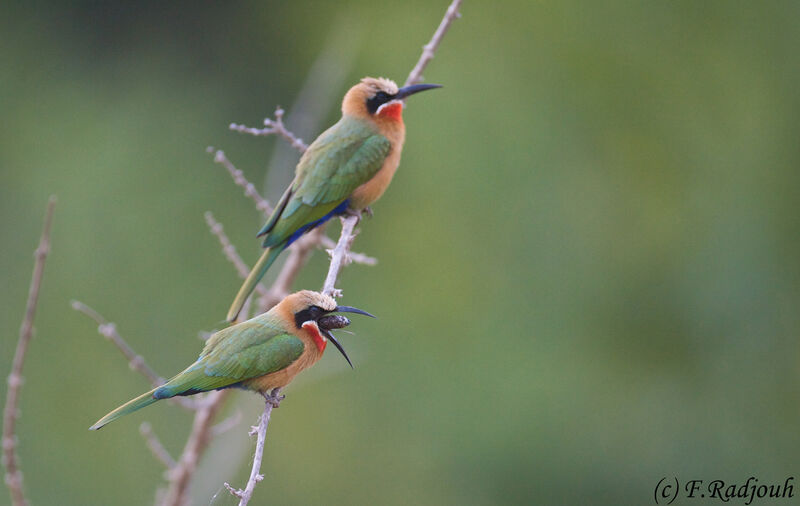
left=263, top=389, right=285, bottom=409
left=343, top=207, right=372, bottom=222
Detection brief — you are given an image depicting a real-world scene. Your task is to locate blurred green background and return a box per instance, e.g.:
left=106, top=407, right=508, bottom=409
left=3, top=1, right=800, bottom=505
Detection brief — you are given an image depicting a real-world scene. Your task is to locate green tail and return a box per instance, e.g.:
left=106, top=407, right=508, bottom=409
left=227, top=246, right=284, bottom=322
left=89, top=388, right=159, bottom=430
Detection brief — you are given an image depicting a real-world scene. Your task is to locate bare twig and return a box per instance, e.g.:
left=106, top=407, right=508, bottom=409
left=3, top=196, right=55, bottom=506
left=207, top=148, right=273, bottom=216
left=140, top=422, right=176, bottom=470
left=230, top=108, right=309, bottom=153
left=322, top=215, right=360, bottom=297
left=72, top=301, right=196, bottom=411
left=204, top=212, right=269, bottom=299
left=404, top=0, right=463, bottom=87
left=224, top=393, right=279, bottom=505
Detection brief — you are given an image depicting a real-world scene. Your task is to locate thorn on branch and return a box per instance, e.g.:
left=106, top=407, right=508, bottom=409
left=224, top=482, right=244, bottom=499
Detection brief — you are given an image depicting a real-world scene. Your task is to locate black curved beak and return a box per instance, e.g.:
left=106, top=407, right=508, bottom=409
left=334, top=306, right=376, bottom=318
left=323, top=329, right=353, bottom=369
left=395, top=83, right=442, bottom=100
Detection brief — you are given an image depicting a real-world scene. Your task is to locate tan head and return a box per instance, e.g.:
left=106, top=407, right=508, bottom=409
left=342, top=77, right=442, bottom=122
left=276, top=290, right=375, bottom=367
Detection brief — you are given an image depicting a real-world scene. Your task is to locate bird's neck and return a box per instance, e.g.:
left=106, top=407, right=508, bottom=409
left=301, top=321, right=327, bottom=353
left=377, top=102, right=404, bottom=123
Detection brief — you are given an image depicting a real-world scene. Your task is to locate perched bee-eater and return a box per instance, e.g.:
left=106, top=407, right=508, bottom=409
left=90, top=291, right=373, bottom=430
left=227, top=77, right=441, bottom=321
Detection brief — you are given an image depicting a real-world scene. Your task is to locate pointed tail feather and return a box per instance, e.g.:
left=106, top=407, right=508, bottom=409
left=89, top=388, right=160, bottom=430
left=227, top=246, right=284, bottom=322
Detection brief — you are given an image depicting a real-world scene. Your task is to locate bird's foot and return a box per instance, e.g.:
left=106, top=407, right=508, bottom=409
left=344, top=207, right=367, bottom=221
left=263, top=389, right=285, bottom=409
left=362, top=206, right=374, bottom=219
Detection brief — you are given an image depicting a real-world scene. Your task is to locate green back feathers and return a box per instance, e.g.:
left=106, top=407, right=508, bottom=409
left=163, top=318, right=305, bottom=394
left=260, top=117, right=391, bottom=248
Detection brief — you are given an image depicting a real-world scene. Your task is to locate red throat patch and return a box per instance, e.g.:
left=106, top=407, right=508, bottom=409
left=378, top=102, right=404, bottom=122
left=302, top=321, right=327, bottom=352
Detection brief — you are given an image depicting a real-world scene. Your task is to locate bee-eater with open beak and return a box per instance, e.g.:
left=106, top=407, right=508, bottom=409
left=226, top=77, right=441, bottom=322
left=90, top=291, right=373, bottom=430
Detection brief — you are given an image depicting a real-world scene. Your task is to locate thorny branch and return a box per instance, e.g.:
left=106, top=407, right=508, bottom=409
left=3, top=196, right=55, bottom=506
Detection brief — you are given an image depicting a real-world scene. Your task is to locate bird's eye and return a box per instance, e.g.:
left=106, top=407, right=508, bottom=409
left=366, top=91, right=393, bottom=114
left=294, top=305, right=326, bottom=328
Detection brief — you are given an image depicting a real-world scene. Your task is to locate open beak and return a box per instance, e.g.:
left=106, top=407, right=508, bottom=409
left=318, top=305, right=374, bottom=368
left=334, top=306, right=376, bottom=318
left=395, top=83, right=442, bottom=100
left=322, top=329, right=353, bottom=369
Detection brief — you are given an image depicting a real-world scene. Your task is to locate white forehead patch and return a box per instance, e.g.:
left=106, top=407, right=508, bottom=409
left=361, top=77, right=399, bottom=95
left=294, top=290, right=337, bottom=311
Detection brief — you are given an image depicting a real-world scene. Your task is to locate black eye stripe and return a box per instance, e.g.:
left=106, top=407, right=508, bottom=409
left=294, top=305, right=327, bottom=328
left=366, top=91, right=394, bottom=114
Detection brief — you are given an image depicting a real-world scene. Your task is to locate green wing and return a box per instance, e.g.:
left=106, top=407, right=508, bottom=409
left=158, top=321, right=304, bottom=395
left=260, top=119, right=391, bottom=248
